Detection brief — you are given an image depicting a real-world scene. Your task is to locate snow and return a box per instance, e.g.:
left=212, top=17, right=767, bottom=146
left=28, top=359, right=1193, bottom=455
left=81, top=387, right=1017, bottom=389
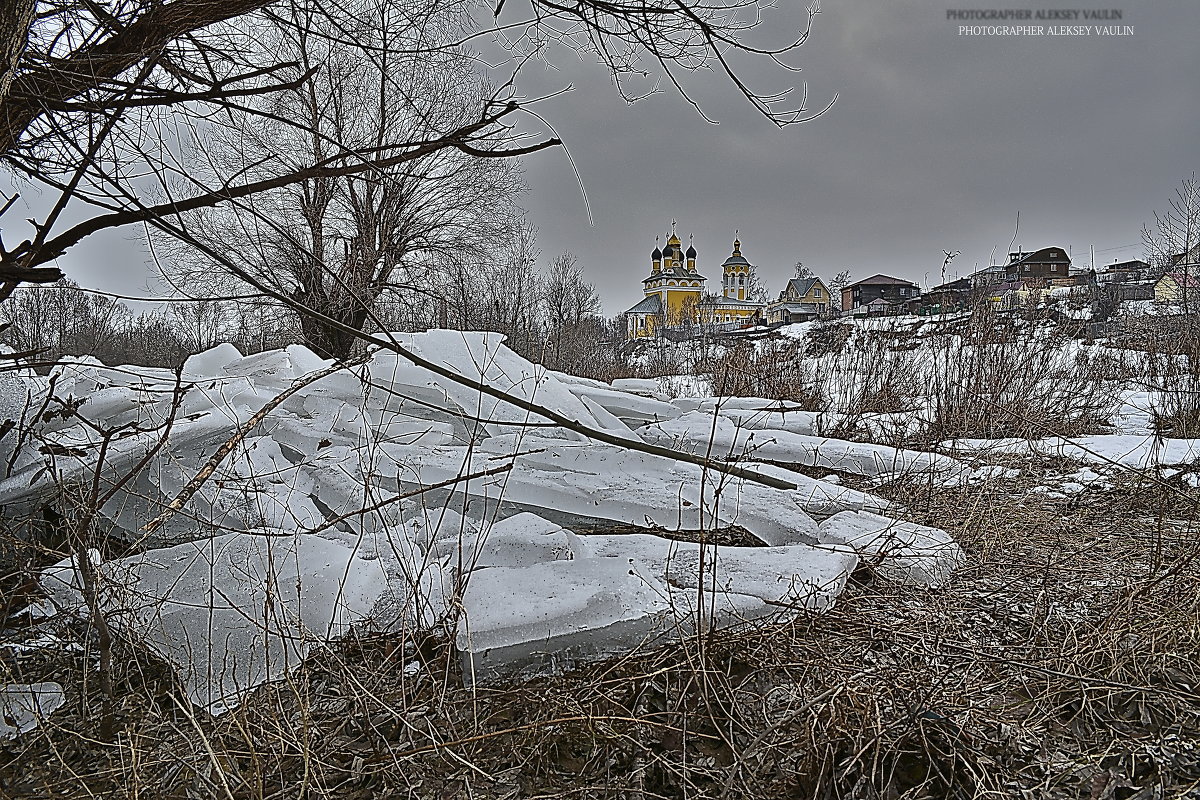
left=0, top=682, right=66, bottom=740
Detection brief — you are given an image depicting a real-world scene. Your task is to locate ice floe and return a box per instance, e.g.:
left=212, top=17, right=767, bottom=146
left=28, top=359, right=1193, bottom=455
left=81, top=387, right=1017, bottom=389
left=0, top=332, right=972, bottom=704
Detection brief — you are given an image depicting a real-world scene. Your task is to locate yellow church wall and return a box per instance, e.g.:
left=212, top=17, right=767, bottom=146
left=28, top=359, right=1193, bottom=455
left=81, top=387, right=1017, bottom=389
left=664, top=288, right=702, bottom=324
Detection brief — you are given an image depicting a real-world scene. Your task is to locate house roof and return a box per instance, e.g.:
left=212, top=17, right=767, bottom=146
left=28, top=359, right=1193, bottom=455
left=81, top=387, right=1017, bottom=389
left=928, top=278, right=971, bottom=293
left=1009, top=247, right=1070, bottom=267
left=784, top=277, right=819, bottom=298
left=1104, top=259, right=1148, bottom=272
left=625, top=295, right=662, bottom=315
left=846, top=274, right=918, bottom=289
left=1162, top=272, right=1200, bottom=289
left=769, top=302, right=823, bottom=314
left=1170, top=242, right=1200, bottom=266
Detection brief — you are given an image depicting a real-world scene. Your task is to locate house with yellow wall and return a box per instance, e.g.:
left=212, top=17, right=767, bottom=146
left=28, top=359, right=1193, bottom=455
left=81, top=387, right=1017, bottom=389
left=1155, top=272, right=1200, bottom=307
left=765, top=276, right=833, bottom=324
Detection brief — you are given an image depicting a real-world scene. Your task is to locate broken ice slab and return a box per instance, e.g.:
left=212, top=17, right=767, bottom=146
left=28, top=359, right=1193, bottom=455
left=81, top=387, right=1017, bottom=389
left=716, top=405, right=821, bottom=435
left=431, top=512, right=588, bottom=571
left=0, top=682, right=66, bottom=740
left=41, top=533, right=388, bottom=715
left=375, top=437, right=824, bottom=548
left=180, top=342, right=244, bottom=381
left=817, top=511, right=963, bottom=588
left=456, top=556, right=674, bottom=686
left=457, top=534, right=858, bottom=685
left=366, top=331, right=631, bottom=440
left=694, top=397, right=810, bottom=414
left=609, top=378, right=670, bottom=399
left=563, top=381, right=681, bottom=427
left=640, top=411, right=970, bottom=478
left=0, top=369, right=33, bottom=478
left=741, top=462, right=899, bottom=520
left=584, top=532, right=857, bottom=617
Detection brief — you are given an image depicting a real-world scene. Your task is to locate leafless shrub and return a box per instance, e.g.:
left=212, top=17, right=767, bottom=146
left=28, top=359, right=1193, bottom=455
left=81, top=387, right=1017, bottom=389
left=926, top=308, right=1118, bottom=440
left=803, top=320, right=853, bottom=358
left=701, top=338, right=822, bottom=407
left=815, top=328, right=922, bottom=416
left=1143, top=321, right=1200, bottom=438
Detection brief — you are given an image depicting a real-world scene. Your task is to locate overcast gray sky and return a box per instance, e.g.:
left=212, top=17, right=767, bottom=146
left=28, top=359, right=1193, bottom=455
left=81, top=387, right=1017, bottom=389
left=514, top=0, right=1200, bottom=314
left=55, top=0, right=1200, bottom=316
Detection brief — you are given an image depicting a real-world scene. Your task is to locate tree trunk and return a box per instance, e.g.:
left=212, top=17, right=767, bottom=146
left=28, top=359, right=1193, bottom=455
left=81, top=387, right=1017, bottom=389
left=0, top=0, right=34, bottom=105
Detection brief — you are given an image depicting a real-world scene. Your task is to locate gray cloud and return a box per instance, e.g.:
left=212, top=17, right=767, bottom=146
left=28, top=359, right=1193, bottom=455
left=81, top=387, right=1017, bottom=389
left=519, top=0, right=1200, bottom=312
left=54, top=1, right=1200, bottom=316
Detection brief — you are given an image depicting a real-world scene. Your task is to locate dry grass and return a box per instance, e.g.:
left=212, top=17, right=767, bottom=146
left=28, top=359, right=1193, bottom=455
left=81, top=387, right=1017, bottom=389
left=3, top=463, right=1199, bottom=799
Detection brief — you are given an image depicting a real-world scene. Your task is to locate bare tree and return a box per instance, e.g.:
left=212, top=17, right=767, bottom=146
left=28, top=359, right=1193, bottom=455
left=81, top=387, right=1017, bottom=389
left=162, top=0, right=526, bottom=358
left=0, top=0, right=832, bottom=306
left=1143, top=174, right=1200, bottom=272
left=828, top=269, right=852, bottom=311
left=169, top=299, right=232, bottom=354
left=542, top=251, right=600, bottom=367
left=744, top=266, right=770, bottom=305
left=1143, top=173, right=1200, bottom=314
left=0, top=279, right=129, bottom=360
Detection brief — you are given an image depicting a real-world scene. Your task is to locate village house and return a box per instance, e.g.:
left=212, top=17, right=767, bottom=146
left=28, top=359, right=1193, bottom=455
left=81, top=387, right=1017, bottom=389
left=1169, top=242, right=1200, bottom=272
left=916, top=277, right=971, bottom=315
left=1003, top=247, right=1071, bottom=282
left=841, top=274, right=921, bottom=315
left=1097, top=258, right=1150, bottom=284
left=963, top=246, right=1078, bottom=311
left=1154, top=272, right=1200, bottom=307
left=765, top=276, right=833, bottom=324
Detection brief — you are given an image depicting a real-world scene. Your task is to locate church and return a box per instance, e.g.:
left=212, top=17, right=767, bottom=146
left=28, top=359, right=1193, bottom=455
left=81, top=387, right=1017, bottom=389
left=625, top=229, right=765, bottom=338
